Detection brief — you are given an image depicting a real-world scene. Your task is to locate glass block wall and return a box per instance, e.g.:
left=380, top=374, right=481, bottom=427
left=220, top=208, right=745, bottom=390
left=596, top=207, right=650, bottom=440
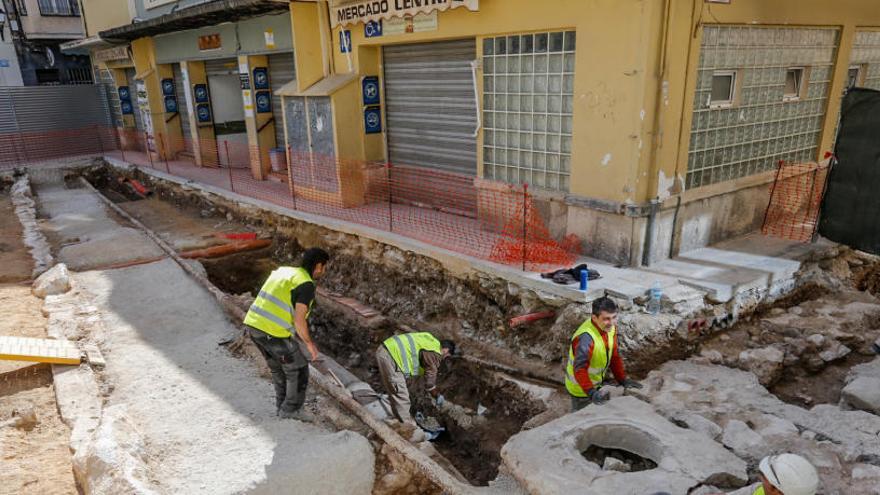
left=687, top=26, right=839, bottom=189
left=482, top=31, right=576, bottom=192
left=851, top=31, right=880, bottom=90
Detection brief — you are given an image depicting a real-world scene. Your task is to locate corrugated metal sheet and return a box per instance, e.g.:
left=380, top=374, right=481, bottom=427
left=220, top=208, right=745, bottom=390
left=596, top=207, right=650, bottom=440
left=0, top=85, right=111, bottom=134
left=126, top=68, right=145, bottom=132
left=268, top=52, right=295, bottom=149
left=173, top=63, right=194, bottom=153
left=97, top=67, right=123, bottom=128
left=383, top=39, right=478, bottom=175
left=205, top=58, right=239, bottom=76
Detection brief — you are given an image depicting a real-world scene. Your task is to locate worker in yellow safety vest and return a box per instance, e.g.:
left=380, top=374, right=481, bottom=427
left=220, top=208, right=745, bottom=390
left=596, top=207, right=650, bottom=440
left=752, top=454, right=819, bottom=495
left=565, top=296, right=642, bottom=412
left=243, top=247, right=329, bottom=422
left=375, top=331, right=456, bottom=442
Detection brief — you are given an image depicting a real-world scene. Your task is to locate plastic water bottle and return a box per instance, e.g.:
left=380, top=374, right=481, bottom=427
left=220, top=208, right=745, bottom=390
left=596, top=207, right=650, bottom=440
left=648, top=281, right=662, bottom=315
left=579, top=269, right=588, bottom=291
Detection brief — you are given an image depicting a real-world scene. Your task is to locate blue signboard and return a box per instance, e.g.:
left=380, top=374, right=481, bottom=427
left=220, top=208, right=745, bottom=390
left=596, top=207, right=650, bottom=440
left=193, top=84, right=209, bottom=103
left=255, top=91, right=271, bottom=113
left=118, top=86, right=131, bottom=101
left=364, top=20, right=382, bottom=38
left=161, top=78, right=175, bottom=96
left=364, top=106, right=382, bottom=134
left=196, top=103, right=212, bottom=123
left=253, top=67, right=269, bottom=90
left=0, top=59, right=9, bottom=68
left=362, top=76, right=380, bottom=106
left=164, top=95, right=178, bottom=113
left=120, top=100, right=134, bottom=115
left=340, top=30, right=352, bottom=53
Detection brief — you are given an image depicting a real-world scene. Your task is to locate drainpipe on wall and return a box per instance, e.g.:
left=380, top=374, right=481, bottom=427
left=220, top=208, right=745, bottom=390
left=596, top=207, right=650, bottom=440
left=642, top=198, right=661, bottom=266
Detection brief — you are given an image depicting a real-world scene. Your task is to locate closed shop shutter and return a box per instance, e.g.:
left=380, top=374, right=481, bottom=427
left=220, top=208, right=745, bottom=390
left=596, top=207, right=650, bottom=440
left=268, top=52, right=295, bottom=149
left=172, top=63, right=193, bottom=153
left=383, top=39, right=478, bottom=175
left=205, top=58, right=238, bottom=77
left=126, top=68, right=144, bottom=132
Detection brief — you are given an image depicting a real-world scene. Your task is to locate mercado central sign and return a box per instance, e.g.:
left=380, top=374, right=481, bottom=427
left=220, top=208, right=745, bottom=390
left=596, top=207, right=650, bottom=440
left=332, top=0, right=479, bottom=27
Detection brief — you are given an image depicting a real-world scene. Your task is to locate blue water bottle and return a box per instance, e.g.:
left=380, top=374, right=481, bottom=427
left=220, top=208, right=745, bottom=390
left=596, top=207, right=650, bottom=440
left=580, top=269, right=588, bottom=291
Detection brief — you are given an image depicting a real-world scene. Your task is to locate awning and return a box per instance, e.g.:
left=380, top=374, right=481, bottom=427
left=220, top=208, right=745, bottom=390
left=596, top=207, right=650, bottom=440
left=60, top=35, right=112, bottom=54
left=275, top=73, right=358, bottom=97
left=330, top=0, right=479, bottom=28
left=99, top=0, right=289, bottom=42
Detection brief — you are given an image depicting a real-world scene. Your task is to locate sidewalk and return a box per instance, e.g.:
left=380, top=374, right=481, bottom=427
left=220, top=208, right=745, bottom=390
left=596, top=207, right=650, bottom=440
left=100, top=153, right=835, bottom=313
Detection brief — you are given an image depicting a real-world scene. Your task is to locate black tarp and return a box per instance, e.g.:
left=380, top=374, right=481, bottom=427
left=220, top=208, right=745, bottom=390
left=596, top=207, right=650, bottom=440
left=818, top=88, right=880, bottom=255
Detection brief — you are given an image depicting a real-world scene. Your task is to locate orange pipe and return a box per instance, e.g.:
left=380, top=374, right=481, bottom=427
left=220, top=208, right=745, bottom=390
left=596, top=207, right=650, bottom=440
left=179, top=239, right=271, bottom=259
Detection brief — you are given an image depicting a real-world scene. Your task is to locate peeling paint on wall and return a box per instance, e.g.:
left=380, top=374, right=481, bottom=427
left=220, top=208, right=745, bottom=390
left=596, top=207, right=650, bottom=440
left=657, top=169, right=676, bottom=201
left=601, top=153, right=612, bottom=166
left=662, top=80, right=669, bottom=107
left=640, top=109, right=646, bottom=121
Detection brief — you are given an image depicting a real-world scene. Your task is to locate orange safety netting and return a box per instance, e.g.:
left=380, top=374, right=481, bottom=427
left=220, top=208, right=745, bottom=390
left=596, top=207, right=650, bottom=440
left=761, top=158, right=831, bottom=243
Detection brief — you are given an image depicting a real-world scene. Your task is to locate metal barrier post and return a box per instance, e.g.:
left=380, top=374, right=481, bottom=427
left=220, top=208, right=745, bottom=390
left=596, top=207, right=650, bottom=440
left=288, top=145, right=296, bottom=209
left=116, top=127, right=126, bottom=162
left=387, top=162, right=394, bottom=232
left=225, top=141, right=234, bottom=192
left=145, top=132, right=154, bottom=168
left=158, top=133, right=170, bottom=173
left=522, top=183, right=529, bottom=272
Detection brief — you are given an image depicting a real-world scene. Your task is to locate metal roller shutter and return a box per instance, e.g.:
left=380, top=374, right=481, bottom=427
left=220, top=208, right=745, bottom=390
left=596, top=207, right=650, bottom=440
left=126, top=68, right=144, bottom=132
left=173, top=63, right=193, bottom=153
left=205, top=58, right=238, bottom=77
left=268, top=52, right=295, bottom=149
left=383, top=38, right=478, bottom=175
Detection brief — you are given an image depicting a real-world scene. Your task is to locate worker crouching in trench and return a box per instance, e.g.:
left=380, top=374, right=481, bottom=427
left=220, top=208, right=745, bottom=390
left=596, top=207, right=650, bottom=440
left=376, top=331, right=456, bottom=442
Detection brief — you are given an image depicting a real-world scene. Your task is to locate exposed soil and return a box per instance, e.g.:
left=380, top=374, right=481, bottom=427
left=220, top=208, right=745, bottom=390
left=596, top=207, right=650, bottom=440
left=0, top=195, right=34, bottom=283
left=0, top=284, right=77, bottom=495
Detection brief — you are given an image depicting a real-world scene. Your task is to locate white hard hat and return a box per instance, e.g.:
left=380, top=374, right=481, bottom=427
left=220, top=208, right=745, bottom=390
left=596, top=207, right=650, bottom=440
left=758, top=454, right=819, bottom=495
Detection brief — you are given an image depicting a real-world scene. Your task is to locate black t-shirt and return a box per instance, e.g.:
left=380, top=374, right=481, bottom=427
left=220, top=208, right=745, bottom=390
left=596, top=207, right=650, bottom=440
left=291, top=281, right=315, bottom=310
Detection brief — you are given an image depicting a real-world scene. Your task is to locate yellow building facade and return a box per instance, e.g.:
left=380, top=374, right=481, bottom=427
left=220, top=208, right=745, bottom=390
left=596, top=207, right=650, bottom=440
left=79, top=0, right=880, bottom=265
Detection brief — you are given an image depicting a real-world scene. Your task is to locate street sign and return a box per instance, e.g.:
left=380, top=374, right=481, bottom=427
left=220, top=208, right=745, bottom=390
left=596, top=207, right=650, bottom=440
left=121, top=100, right=134, bottom=115
left=239, top=73, right=250, bottom=90
left=362, top=76, right=380, bottom=106
left=364, top=106, right=382, bottom=134
left=196, top=103, right=212, bottom=124
left=340, top=30, right=352, bottom=53
left=365, top=20, right=382, bottom=38
left=164, top=95, right=178, bottom=113
left=161, top=78, right=175, bottom=96
left=118, top=86, right=131, bottom=101
left=255, top=91, right=271, bottom=113
left=253, top=67, right=269, bottom=90
left=193, top=84, right=209, bottom=103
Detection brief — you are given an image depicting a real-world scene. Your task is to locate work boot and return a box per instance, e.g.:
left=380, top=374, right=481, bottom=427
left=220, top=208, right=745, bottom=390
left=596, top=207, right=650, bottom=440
left=279, top=409, right=316, bottom=422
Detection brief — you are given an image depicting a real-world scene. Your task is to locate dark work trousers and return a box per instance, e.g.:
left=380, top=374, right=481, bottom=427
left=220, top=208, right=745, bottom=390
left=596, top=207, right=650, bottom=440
left=248, top=326, right=309, bottom=414
left=571, top=395, right=592, bottom=412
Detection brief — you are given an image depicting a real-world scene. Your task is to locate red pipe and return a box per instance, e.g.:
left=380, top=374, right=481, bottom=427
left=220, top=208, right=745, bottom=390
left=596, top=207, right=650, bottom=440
left=216, top=232, right=258, bottom=241
left=179, top=239, right=271, bottom=259
left=128, top=179, right=151, bottom=196
left=509, top=311, right=556, bottom=328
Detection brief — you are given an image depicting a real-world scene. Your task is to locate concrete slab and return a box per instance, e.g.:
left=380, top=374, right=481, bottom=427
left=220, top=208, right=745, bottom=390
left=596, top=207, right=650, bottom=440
left=500, top=396, right=747, bottom=495
left=35, top=185, right=164, bottom=270
left=73, top=259, right=375, bottom=494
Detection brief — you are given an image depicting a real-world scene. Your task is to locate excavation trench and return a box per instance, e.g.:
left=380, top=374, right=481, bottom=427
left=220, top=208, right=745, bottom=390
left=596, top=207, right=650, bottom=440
left=198, top=249, right=547, bottom=486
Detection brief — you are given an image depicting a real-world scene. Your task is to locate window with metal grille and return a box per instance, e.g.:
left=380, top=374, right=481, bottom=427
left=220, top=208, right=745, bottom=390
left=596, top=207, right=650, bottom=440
left=66, top=67, right=93, bottom=85
left=38, top=0, right=80, bottom=16
left=850, top=31, right=880, bottom=91
left=482, top=31, right=576, bottom=192
left=687, top=26, right=838, bottom=190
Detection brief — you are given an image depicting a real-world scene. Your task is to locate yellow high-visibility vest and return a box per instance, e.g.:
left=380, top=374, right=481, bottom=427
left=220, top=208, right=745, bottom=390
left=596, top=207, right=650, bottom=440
left=565, top=319, right=616, bottom=397
left=383, top=332, right=442, bottom=377
left=243, top=267, right=313, bottom=338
